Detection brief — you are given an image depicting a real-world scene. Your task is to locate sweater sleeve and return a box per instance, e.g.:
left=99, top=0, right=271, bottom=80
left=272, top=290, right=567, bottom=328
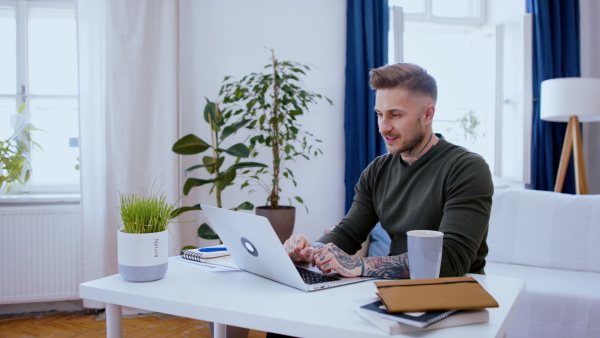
left=317, top=160, right=380, bottom=255
left=438, top=153, right=493, bottom=277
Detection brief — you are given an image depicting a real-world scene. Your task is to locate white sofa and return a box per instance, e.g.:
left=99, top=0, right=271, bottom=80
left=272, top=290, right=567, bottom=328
left=329, top=188, right=600, bottom=337
left=341, top=187, right=600, bottom=337
left=485, top=188, right=600, bottom=338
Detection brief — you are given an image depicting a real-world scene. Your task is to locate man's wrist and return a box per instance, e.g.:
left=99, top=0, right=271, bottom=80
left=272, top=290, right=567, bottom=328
left=360, top=257, right=365, bottom=276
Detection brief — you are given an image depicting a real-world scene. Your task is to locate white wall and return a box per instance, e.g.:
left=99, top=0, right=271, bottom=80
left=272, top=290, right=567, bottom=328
left=178, top=0, right=347, bottom=245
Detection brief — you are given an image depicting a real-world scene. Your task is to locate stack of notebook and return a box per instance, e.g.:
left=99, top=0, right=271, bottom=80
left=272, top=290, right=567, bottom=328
left=180, top=245, right=230, bottom=262
left=170, top=245, right=239, bottom=271
left=357, top=277, right=498, bottom=334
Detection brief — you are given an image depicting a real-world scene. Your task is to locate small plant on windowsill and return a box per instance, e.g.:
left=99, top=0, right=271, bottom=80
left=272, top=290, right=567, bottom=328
left=0, top=103, right=41, bottom=193
left=443, top=109, right=482, bottom=144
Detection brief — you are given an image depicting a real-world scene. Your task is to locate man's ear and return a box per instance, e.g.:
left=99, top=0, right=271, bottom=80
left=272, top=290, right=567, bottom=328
left=423, top=104, right=435, bottom=124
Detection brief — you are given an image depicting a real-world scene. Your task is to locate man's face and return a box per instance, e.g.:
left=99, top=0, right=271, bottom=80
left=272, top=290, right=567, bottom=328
left=375, top=87, right=433, bottom=156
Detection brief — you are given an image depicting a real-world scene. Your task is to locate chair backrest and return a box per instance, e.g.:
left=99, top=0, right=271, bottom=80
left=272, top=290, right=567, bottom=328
left=486, top=188, right=600, bottom=273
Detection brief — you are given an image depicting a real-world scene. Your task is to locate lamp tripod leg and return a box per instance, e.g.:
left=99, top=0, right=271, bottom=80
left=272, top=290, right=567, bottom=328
left=554, top=116, right=589, bottom=195
left=572, top=116, right=589, bottom=194
left=554, top=118, right=574, bottom=193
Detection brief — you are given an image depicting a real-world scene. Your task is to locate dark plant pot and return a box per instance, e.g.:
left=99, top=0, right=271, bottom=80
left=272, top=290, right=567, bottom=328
left=255, top=206, right=296, bottom=244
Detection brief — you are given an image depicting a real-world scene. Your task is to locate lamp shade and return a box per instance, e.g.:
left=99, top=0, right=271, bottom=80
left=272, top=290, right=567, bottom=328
left=540, top=77, right=600, bottom=122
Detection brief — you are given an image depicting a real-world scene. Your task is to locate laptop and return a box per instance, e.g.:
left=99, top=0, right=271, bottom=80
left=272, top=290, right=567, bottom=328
left=201, top=204, right=375, bottom=292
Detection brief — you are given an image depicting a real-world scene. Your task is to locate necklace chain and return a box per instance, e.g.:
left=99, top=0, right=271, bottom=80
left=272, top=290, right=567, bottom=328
left=417, top=133, right=434, bottom=155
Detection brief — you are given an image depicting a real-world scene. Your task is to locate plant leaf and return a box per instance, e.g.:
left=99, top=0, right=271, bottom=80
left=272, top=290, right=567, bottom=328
left=202, top=156, right=224, bottom=174
left=214, top=170, right=236, bottom=191
left=203, top=99, right=222, bottom=131
left=171, top=205, right=202, bottom=218
left=223, top=143, right=250, bottom=158
left=183, top=164, right=212, bottom=175
left=231, top=201, right=254, bottom=211
left=221, top=119, right=250, bottom=141
left=197, top=223, right=220, bottom=240
left=181, top=245, right=198, bottom=252
left=17, top=102, right=26, bottom=114
left=227, top=161, right=267, bottom=170
left=183, top=178, right=214, bottom=195
left=172, top=134, right=210, bottom=155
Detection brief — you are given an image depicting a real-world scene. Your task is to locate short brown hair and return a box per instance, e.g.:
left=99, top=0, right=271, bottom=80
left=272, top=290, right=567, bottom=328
left=369, top=63, right=437, bottom=102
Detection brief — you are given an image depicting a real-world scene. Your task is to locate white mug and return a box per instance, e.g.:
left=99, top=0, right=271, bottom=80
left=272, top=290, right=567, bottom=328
left=407, top=230, right=444, bottom=279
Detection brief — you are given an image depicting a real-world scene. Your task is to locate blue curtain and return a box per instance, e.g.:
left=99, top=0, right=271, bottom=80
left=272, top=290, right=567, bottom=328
left=344, top=0, right=389, bottom=211
left=528, top=0, right=580, bottom=193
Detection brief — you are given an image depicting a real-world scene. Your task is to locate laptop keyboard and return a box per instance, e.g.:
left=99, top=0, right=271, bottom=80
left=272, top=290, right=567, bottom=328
left=296, top=266, right=341, bottom=285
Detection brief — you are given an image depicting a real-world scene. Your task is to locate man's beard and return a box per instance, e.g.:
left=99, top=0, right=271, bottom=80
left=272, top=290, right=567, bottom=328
left=383, top=117, right=426, bottom=155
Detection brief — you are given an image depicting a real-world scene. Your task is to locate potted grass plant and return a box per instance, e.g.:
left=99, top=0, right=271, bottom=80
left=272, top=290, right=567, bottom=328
left=218, top=49, right=332, bottom=242
left=117, top=188, right=188, bottom=282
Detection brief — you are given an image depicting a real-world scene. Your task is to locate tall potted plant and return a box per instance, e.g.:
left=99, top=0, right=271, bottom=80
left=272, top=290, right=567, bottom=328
left=218, top=50, right=332, bottom=242
left=172, top=99, right=266, bottom=241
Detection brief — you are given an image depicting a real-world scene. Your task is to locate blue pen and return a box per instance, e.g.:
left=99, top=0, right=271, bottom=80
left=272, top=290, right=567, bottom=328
left=199, top=247, right=227, bottom=252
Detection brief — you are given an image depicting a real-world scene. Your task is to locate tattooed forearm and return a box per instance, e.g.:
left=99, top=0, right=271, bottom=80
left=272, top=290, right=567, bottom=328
left=361, top=253, right=410, bottom=279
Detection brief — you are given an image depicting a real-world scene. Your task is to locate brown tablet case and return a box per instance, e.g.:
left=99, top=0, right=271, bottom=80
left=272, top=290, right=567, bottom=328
left=375, top=277, right=499, bottom=313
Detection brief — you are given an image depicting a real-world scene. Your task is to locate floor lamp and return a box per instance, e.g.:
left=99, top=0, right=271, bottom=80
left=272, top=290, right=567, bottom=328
left=540, top=77, right=600, bottom=194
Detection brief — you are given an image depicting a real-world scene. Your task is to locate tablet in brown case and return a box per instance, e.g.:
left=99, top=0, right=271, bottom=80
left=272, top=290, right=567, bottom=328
left=375, top=277, right=499, bottom=313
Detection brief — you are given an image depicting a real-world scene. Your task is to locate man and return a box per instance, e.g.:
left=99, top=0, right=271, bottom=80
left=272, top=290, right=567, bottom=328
left=284, top=63, right=493, bottom=279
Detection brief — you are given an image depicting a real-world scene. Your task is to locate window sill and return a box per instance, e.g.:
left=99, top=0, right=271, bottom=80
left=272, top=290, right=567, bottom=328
left=0, top=193, right=81, bottom=206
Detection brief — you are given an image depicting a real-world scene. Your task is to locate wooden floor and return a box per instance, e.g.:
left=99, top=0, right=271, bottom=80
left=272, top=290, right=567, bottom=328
left=0, top=312, right=267, bottom=338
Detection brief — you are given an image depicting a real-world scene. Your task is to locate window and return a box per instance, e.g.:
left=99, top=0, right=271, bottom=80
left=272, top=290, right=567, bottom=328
left=394, top=0, right=485, bottom=24
left=0, top=0, right=79, bottom=194
left=389, top=1, right=531, bottom=184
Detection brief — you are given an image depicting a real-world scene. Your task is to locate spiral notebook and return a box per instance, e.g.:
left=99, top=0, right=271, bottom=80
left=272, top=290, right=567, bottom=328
left=180, top=245, right=230, bottom=262
left=359, top=300, right=458, bottom=328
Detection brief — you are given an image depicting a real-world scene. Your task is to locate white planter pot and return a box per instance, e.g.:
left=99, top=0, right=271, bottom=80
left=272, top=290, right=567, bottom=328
left=117, top=229, right=169, bottom=282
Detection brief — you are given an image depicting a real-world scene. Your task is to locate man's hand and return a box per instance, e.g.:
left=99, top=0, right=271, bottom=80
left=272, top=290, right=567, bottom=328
left=283, top=234, right=314, bottom=263
left=312, top=243, right=363, bottom=277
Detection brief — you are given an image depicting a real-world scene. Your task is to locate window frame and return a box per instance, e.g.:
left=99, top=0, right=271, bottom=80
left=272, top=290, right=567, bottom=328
left=391, top=0, right=486, bottom=25
left=0, top=0, right=79, bottom=195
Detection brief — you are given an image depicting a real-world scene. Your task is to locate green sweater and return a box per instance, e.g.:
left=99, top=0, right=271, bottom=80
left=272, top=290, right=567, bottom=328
left=318, top=136, right=493, bottom=277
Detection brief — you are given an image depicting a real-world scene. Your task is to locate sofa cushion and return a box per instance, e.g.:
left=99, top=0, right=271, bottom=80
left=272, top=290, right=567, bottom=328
left=486, top=262, right=600, bottom=337
left=487, top=188, right=600, bottom=273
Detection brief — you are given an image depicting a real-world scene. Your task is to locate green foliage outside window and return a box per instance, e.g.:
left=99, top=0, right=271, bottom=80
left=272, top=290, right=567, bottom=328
left=0, top=103, right=42, bottom=192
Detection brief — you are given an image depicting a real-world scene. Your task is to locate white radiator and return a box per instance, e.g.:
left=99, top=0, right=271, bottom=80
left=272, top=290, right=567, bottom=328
left=0, top=204, right=82, bottom=304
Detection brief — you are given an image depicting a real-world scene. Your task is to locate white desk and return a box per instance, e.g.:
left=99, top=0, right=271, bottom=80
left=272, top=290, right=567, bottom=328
left=79, top=260, right=525, bottom=338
